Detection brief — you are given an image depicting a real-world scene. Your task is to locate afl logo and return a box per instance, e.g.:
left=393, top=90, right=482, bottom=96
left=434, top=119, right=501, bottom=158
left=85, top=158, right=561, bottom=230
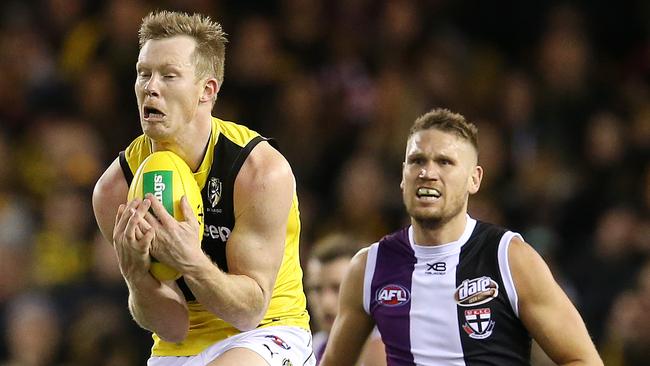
left=454, top=276, right=499, bottom=306
left=376, top=284, right=410, bottom=307
left=208, top=177, right=222, bottom=208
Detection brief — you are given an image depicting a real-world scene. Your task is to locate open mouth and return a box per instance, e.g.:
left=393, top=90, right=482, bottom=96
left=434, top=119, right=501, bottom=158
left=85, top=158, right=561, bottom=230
left=416, top=187, right=441, bottom=198
left=144, top=106, right=165, bottom=120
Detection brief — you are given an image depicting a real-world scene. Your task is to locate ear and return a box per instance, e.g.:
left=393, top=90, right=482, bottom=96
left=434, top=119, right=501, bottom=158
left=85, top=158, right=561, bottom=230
left=468, top=165, right=483, bottom=195
left=200, top=78, right=219, bottom=104
left=400, top=162, right=406, bottom=191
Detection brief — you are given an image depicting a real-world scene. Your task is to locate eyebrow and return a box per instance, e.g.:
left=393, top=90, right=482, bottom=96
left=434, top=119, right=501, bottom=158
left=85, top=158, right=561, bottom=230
left=136, top=61, right=185, bottom=70
left=407, top=151, right=456, bottom=161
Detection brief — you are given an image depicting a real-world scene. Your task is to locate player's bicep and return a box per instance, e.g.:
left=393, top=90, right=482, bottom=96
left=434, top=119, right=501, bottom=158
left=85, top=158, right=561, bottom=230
left=227, top=143, right=294, bottom=293
left=509, top=238, right=600, bottom=365
left=92, top=158, right=128, bottom=243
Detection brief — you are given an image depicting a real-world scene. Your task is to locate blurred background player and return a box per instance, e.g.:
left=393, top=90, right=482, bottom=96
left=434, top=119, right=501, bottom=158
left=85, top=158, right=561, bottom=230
left=306, top=233, right=386, bottom=366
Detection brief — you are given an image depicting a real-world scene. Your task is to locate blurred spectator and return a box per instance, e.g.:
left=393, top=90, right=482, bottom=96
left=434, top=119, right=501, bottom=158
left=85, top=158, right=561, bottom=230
left=321, top=152, right=396, bottom=244
left=64, top=300, right=144, bottom=366
left=1, top=292, right=62, bottom=366
left=601, top=260, right=650, bottom=365
left=571, top=206, right=645, bottom=344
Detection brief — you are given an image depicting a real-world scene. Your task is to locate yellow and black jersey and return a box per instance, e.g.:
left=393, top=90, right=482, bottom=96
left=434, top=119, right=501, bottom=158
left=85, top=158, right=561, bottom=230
left=119, top=117, right=310, bottom=356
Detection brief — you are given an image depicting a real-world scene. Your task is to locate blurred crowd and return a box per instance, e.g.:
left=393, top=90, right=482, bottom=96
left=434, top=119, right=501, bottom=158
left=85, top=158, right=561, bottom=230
left=0, top=0, right=648, bottom=365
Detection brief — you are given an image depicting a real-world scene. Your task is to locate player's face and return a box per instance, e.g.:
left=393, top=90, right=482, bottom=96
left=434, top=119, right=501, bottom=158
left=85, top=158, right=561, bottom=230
left=306, top=257, right=350, bottom=333
left=135, top=35, right=205, bottom=141
left=401, top=129, right=482, bottom=228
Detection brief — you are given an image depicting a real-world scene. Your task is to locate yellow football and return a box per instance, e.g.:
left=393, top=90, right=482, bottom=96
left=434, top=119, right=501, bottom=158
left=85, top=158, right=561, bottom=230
left=127, top=151, right=204, bottom=281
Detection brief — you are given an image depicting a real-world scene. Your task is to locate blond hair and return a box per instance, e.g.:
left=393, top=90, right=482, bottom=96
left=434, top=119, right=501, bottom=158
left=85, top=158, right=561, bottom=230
left=139, top=10, right=228, bottom=85
left=409, top=108, right=479, bottom=151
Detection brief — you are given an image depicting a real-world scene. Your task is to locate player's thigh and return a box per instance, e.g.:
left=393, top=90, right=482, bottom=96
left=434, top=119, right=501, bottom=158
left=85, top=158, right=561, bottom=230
left=207, top=347, right=268, bottom=366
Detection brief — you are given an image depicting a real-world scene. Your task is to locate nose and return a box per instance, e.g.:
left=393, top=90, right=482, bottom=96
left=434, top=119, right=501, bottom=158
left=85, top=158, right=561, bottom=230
left=418, top=163, right=438, bottom=179
left=321, top=287, right=339, bottom=311
left=144, top=76, right=160, bottom=97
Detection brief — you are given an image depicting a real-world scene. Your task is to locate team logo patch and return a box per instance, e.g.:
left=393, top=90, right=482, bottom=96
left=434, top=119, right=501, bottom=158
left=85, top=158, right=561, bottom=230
left=265, top=335, right=291, bottom=350
left=208, top=177, right=222, bottom=208
left=376, top=284, right=410, bottom=306
left=454, top=276, right=499, bottom=306
left=462, top=308, right=495, bottom=339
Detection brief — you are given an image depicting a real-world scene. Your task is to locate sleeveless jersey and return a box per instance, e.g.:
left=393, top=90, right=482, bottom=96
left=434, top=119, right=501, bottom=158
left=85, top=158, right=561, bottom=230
left=363, top=217, right=531, bottom=365
left=120, top=117, right=310, bottom=356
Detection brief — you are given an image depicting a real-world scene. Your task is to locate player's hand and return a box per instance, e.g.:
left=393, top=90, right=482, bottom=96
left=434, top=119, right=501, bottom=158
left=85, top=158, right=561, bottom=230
left=113, top=198, right=154, bottom=281
left=145, top=194, right=204, bottom=274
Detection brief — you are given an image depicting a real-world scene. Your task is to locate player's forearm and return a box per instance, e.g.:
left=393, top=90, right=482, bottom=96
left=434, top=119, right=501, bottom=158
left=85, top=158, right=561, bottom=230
left=320, top=316, right=372, bottom=366
left=559, top=359, right=604, bottom=366
left=127, top=276, right=189, bottom=342
left=320, top=339, right=362, bottom=366
left=557, top=353, right=604, bottom=366
left=183, top=256, right=269, bottom=331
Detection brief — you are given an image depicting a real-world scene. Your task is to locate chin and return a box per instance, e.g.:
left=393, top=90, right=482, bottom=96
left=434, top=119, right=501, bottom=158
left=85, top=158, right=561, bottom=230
left=408, top=205, right=440, bottom=220
left=414, top=217, right=446, bottom=230
left=408, top=206, right=448, bottom=227
left=141, top=124, right=168, bottom=140
left=411, top=210, right=441, bottom=224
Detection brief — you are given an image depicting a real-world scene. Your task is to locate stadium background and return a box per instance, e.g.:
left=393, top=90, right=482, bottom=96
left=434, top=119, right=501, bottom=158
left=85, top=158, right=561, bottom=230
left=0, top=0, right=648, bottom=365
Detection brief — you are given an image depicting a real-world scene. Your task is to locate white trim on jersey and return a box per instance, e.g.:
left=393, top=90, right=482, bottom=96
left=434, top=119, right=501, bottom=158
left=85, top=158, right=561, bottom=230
left=407, top=215, right=477, bottom=251
left=363, top=242, right=380, bottom=314
left=497, top=231, right=523, bottom=317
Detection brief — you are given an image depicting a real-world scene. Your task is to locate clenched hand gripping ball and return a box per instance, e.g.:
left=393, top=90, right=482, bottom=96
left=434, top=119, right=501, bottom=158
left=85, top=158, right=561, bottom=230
left=127, top=151, right=204, bottom=280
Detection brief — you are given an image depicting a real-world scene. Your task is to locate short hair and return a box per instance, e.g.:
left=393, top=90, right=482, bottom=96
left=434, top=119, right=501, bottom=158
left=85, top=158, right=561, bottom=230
left=409, top=108, right=479, bottom=152
left=138, top=10, right=228, bottom=85
left=310, top=233, right=358, bottom=265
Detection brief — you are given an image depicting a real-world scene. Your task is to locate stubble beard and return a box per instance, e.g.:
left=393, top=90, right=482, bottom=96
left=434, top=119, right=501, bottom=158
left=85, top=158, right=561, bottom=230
left=408, top=197, right=466, bottom=231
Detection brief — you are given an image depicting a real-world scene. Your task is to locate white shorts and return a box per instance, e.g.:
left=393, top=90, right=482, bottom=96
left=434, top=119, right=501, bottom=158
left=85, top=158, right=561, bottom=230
left=147, top=326, right=315, bottom=366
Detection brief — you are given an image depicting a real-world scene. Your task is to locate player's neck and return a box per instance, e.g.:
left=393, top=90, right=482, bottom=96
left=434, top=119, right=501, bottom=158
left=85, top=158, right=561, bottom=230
left=152, top=114, right=212, bottom=172
left=411, top=213, right=468, bottom=246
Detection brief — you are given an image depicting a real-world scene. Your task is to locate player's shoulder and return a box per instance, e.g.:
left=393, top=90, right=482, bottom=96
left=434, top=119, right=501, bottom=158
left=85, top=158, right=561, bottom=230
left=507, top=235, right=556, bottom=298
left=123, top=134, right=152, bottom=172
left=237, top=142, right=292, bottom=193
left=214, top=117, right=261, bottom=147
left=348, top=246, right=373, bottom=274
left=353, top=246, right=371, bottom=262
left=93, top=158, right=127, bottom=201
left=507, top=236, right=540, bottom=265
left=214, top=117, right=290, bottom=177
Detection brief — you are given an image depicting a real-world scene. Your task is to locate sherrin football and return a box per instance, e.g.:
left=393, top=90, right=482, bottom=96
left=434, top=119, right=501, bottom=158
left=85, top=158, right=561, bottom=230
left=127, top=151, right=204, bottom=281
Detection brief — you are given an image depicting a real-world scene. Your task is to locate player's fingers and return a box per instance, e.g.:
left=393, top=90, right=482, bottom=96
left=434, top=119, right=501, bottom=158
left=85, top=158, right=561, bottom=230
left=135, top=199, right=153, bottom=231
left=116, top=203, right=126, bottom=221
left=145, top=193, right=175, bottom=226
left=112, top=204, right=127, bottom=243
left=125, top=200, right=147, bottom=242
left=142, top=226, right=155, bottom=243
left=136, top=197, right=152, bottom=215
left=143, top=209, right=160, bottom=230
left=124, top=208, right=139, bottom=241
left=113, top=202, right=132, bottom=233
left=135, top=224, right=144, bottom=241
left=180, top=195, right=198, bottom=228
